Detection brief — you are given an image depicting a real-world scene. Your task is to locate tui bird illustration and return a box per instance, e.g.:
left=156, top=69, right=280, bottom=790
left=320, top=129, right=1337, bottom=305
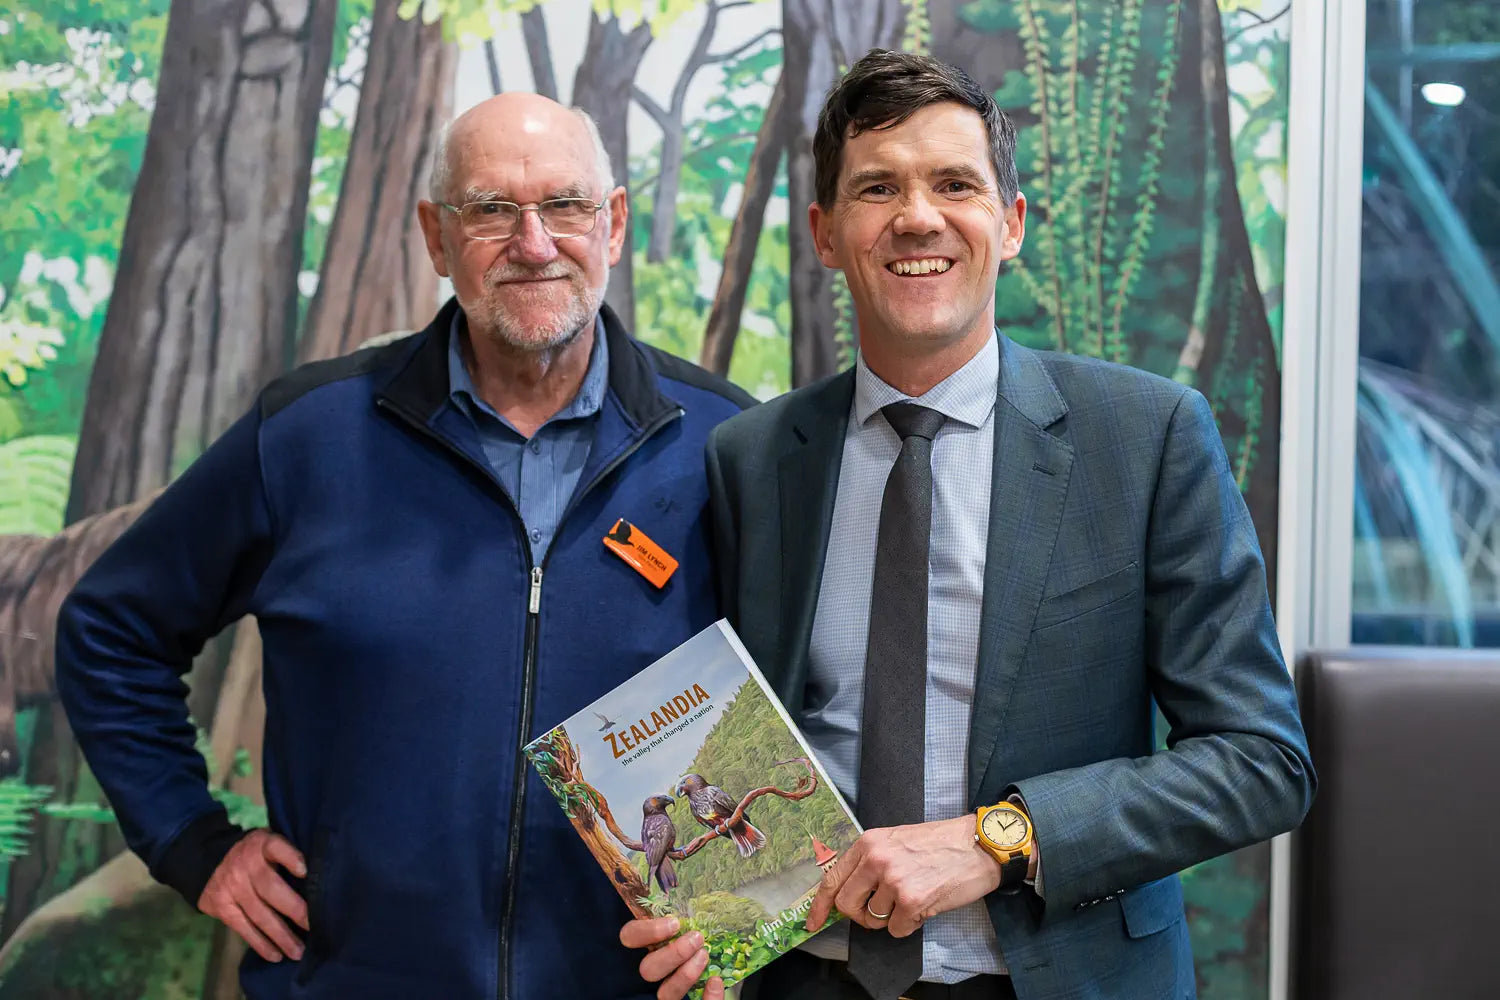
left=675, top=773, right=766, bottom=858
left=641, top=794, right=679, bottom=893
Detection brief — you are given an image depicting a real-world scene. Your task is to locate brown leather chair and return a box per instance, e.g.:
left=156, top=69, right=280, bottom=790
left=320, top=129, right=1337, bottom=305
left=1294, top=648, right=1500, bottom=999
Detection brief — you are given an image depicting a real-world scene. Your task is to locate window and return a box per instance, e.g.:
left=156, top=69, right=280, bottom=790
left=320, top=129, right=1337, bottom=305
left=1353, top=0, right=1500, bottom=645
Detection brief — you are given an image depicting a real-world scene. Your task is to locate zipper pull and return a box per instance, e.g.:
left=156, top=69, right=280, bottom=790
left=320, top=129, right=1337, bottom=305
left=529, top=567, right=543, bottom=615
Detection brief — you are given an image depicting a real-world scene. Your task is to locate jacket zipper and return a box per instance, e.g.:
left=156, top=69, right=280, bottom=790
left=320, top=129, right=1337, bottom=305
left=495, top=565, right=542, bottom=998
left=374, top=396, right=683, bottom=1000
left=495, top=406, right=682, bottom=999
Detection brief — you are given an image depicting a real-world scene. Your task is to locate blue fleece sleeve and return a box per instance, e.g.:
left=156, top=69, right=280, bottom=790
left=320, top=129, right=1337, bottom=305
left=56, top=406, right=275, bottom=906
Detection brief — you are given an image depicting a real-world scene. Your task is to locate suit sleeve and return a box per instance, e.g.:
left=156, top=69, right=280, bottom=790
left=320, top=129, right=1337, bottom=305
left=1009, top=388, right=1316, bottom=921
left=56, top=406, right=276, bottom=906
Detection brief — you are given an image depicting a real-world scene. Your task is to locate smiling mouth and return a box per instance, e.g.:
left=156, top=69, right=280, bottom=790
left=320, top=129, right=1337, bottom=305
left=887, top=258, right=953, bottom=276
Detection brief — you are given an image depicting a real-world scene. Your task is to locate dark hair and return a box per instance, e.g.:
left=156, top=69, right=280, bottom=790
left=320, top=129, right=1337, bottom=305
left=813, top=49, right=1019, bottom=208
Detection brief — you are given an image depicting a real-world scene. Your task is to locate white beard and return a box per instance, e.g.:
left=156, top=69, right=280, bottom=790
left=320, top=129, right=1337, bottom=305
left=463, top=264, right=608, bottom=354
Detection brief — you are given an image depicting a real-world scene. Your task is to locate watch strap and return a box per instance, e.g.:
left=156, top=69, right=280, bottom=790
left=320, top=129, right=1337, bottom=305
left=998, top=852, right=1030, bottom=887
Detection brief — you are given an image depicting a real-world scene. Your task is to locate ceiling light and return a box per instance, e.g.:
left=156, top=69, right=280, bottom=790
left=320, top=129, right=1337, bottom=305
left=1421, top=82, right=1466, bottom=107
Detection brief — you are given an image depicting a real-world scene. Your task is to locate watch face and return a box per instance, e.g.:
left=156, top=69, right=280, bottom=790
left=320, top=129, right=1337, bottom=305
left=982, top=808, right=1029, bottom=848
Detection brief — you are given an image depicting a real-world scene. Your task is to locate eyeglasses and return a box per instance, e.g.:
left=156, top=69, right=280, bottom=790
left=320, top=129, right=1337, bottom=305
left=439, top=198, right=606, bottom=241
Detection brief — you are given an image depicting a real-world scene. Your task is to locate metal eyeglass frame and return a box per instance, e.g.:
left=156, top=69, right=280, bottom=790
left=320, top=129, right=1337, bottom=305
left=438, top=198, right=607, bottom=241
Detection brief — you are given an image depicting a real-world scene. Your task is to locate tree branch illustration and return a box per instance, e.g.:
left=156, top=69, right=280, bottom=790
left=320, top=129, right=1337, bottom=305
left=634, top=1, right=779, bottom=263
left=571, top=12, right=654, bottom=328
left=590, top=757, right=819, bottom=860
left=706, top=27, right=780, bottom=67
left=1225, top=3, right=1289, bottom=44
left=636, top=0, right=721, bottom=263
left=666, top=758, right=819, bottom=860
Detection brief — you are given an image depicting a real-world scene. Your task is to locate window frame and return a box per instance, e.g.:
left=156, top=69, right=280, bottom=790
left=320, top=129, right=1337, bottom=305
left=1275, top=0, right=1369, bottom=996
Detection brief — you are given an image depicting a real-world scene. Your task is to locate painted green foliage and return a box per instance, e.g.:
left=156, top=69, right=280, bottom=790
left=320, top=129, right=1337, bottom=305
left=980, top=0, right=1186, bottom=364
left=0, top=1, right=169, bottom=535
left=0, top=888, right=213, bottom=1000
left=628, top=39, right=792, bottom=397
left=0, top=435, right=74, bottom=534
left=966, top=0, right=1286, bottom=502
left=0, top=3, right=168, bottom=424
left=0, top=783, right=51, bottom=861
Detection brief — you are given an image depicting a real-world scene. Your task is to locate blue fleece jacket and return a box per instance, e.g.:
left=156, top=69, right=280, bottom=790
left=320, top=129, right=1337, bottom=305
left=56, top=299, right=755, bottom=1000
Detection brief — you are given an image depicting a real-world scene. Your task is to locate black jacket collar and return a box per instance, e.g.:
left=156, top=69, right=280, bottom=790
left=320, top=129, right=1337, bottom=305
left=376, top=298, right=677, bottom=430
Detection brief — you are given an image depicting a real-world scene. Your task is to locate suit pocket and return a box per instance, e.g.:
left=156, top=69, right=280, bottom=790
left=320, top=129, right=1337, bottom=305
left=1119, top=874, right=1185, bottom=939
left=1033, top=561, right=1139, bottom=632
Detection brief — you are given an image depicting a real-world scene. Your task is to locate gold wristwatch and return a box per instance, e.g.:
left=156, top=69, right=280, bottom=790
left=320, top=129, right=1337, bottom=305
left=975, top=802, right=1034, bottom=887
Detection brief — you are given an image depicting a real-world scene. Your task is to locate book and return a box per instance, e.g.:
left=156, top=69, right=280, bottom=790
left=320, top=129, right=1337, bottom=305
left=523, top=619, right=862, bottom=994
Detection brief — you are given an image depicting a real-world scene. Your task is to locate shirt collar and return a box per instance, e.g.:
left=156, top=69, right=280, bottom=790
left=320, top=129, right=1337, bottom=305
left=447, top=310, right=610, bottom=424
left=852, top=330, right=1000, bottom=430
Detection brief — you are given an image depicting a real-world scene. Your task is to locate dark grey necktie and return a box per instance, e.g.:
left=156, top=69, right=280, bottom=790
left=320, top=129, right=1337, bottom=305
left=847, top=401, right=945, bottom=1000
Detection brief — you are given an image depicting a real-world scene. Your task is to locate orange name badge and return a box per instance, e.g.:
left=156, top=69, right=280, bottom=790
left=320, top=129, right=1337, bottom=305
left=602, top=518, right=679, bottom=589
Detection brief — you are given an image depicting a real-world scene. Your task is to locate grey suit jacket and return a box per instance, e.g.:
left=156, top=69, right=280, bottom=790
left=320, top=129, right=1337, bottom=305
left=709, top=337, right=1315, bottom=1000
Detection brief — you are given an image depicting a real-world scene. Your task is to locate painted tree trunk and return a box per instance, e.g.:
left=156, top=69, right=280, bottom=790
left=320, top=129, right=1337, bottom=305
left=701, top=73, right=789, bottom=375
left=927, top=0, right=1028, bottom=99
left=781, top=0, right=905, bottom=386
left=535, top=729, right=650, bottom=913
left=644, top=2, right=731, bottom=265
left=647, top=120, right=688, bottom=265
left=65, top=0, right=337, bottom=523
left=1187, top=0, right=1281, bottom=584
left=571, top=14, right=654, bottom=333
left=299, top=3, right=455, bottom=362
left=522, top=8, right=558, bottom=101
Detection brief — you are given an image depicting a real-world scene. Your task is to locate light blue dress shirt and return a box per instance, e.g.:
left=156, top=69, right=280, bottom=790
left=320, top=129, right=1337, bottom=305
left=798, top=333, right=1008, bottom=982
left=446, top=313, right=609, bottom=563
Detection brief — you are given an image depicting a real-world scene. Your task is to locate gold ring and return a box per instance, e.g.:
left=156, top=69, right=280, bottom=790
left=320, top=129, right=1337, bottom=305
left=865, top=901, right=892, bottom=920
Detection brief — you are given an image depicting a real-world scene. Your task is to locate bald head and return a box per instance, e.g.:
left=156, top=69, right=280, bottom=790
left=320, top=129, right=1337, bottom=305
left=428, top=93, right=614, bottom=204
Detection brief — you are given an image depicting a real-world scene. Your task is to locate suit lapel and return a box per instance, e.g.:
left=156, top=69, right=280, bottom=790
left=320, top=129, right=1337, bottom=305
left=967, top=340, right=1074, bottom=803
left=774, top=371, right=855, bottom=716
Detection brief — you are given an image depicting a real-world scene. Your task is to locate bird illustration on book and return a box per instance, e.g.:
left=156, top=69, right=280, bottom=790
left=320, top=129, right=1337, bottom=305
left=641, top=794, right=679, bottom=893
left=594, top=710, right=618, bottom=731
left=676, top=773, right=767, bottom=858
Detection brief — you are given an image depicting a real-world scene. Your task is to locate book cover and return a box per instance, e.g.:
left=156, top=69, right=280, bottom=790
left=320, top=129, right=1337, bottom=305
left=523, top=619, right=861, bottom=994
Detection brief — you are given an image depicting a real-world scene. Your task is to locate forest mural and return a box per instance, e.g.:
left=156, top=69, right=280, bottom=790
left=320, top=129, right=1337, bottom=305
left=0, top=0, right=1290, bottom=995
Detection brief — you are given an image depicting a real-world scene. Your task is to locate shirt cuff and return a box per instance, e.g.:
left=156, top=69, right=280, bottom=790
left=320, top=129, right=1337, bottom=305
left=1008, top=793, right=1043, bottom=897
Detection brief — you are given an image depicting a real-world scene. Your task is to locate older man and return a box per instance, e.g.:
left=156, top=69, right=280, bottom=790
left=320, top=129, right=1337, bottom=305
left=57, top=93, right=752, bottom=999
left=626, top=50, right=1313, bottom=1000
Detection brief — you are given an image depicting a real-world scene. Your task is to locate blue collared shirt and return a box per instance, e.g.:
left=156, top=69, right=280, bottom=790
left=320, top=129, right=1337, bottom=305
left=446, top=312, right=609, bottom=563
left=799, top=333, right=1008, bottom=981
